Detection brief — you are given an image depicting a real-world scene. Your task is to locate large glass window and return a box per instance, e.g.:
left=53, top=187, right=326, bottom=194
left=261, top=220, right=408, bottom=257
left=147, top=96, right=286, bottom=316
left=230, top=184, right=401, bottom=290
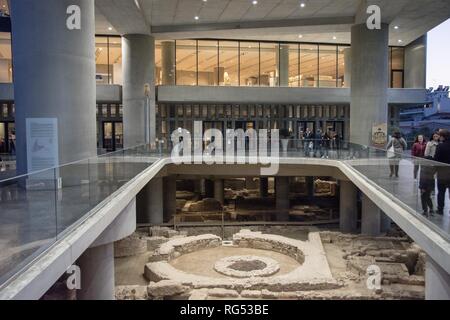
left=219, top=41, right=239, bottom=86
left=300, top=44, right=318, bottom=87
left=95, top=36, right=122, bottom=85
left=391, top=47, right=404, bottom=88
left=240, top=42, right=259, bottom=86
left=260, top=43, right=278, bottom=87
left=287, top=44, right=299, bottom=87
left=338, top=46, right=349, bottom=88
left=95, top=37, right=109, bottom=84
left=176, top=40, right=197, bottom=86
left=0, top=32, right=12, bottom=83
left=198, top=40, right=218, bottom=86
left=319, top=45, right=337, bottom=88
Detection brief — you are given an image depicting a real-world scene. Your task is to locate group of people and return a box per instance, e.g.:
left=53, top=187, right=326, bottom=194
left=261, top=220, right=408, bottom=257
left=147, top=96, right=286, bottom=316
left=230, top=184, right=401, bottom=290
left=410, top=129, right=450, bottom=216
left=300, top=128, right=341, bottom=158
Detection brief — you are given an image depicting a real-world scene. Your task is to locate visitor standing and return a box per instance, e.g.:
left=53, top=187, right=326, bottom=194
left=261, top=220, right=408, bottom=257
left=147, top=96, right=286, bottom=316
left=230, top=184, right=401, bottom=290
left=425, top=132, right=440, bottom=159
left=411, top=135, right=427, bottom=179
left=386, top=130, right=407, bottom=178
left=435, top=129, right=450, bottom=215
left=419, top=155, right=436, bottom=216
left=304, top=128, right=313, bottom=157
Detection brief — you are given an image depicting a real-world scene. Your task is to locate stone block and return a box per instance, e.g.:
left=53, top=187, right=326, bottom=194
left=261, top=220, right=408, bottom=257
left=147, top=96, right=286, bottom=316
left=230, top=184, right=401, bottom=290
left=148, top=280, right=188, bottom=298
left=115, top=285, right=148, bottom=300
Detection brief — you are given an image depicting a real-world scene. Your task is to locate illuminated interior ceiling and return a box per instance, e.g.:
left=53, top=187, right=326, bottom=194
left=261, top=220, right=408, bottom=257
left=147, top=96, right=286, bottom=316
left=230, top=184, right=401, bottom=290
left=95, top=0, right=450, bottom=46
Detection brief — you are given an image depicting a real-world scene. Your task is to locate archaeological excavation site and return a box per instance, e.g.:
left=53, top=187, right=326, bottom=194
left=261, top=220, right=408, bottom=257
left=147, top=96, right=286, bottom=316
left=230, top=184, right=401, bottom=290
left=105, top=178, right=429, bottom=301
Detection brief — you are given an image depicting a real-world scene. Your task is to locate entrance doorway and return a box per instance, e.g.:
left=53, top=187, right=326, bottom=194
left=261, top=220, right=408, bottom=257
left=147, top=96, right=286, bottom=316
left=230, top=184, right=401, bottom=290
left=102, top=122, right=123, bottom=152
left=0, top=122, right=15, bottom=155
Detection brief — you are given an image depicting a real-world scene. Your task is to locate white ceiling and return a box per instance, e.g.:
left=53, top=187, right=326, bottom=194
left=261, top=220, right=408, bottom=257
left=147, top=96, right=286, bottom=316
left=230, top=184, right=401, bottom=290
left=95, top=0, right=450, bottom=46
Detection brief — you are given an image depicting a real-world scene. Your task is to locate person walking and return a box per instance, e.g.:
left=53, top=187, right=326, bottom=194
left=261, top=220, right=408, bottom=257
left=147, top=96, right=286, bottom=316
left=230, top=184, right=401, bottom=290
left=425, top=132, right=440, bottom=159
left=411, top=135, right=427, bottom=180
left=386, top=130, right=407, bottom=178
left=434, top=129, right=450, bottom=215
left=304, top=128, right=313, bottom=157
left=419, top=155, right=436, bottom=216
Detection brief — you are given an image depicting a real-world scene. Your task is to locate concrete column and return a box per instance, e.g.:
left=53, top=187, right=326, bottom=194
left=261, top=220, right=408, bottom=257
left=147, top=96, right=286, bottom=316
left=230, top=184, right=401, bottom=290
left=163, top=176, right=177, bottom=223
left=137, top=177, right=163, bottom=224
left=405, top=35, right=427, bottom=89
left=343, top=48, right=351, bottom=88
left=123, top=34, right=156, bottom=147
left=161, top=41, right=175, bottom=85
left=259, top=177, right=269, bottom=198
left=426, top=256, right=450, bottom=300
left=277, top=44, right=290, bottom=87
left=306, top=177, right=315, bottom=199
left=361, top=194, right=381, bottom=236
left=276, top=177, right=290, bottom=221
left=204, top=179, right=214, bottom=198
left=10, top=0, right=97, bottom=174
left=214, top=179, right=225, bottom=204
left=339, top=180, right=358, bottom=233
left=350, top=23, right=389, bottom=146
left=77, top=243, right=114, bottom=300
left=380, top=212, right=392, bottom=234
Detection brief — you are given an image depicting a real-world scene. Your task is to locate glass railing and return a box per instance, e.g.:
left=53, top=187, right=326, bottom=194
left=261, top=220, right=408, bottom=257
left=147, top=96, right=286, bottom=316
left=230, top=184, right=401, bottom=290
left=0, top=144, right=161, bottom=287
left=0, top=137, right=449, bottom=288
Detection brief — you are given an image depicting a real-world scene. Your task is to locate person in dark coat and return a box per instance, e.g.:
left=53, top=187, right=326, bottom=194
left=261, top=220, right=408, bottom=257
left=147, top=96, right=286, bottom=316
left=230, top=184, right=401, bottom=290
left=419, top=156, right=436, bottom=216
left=435, top=129, right=450, bottom=215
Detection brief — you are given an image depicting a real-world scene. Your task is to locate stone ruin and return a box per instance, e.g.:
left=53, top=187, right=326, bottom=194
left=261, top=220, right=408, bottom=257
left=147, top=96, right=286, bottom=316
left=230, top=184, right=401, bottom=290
left=115, top=227, right=426, bottom=300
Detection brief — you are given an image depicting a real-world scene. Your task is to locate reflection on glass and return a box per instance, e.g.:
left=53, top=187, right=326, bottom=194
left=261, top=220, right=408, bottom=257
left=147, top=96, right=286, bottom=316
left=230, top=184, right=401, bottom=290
left=300, top=44, right=318, bottom=87
left=109, top=37, right=122, bottom=85
left=198, top=40, right=218, bottom=86
left=219, top=41, right=239, bottom=86
left=287, top=44, right=299, bottom=87
left=240, top=42, right=259, bottom=86
left=260, top=43, right=278, bottom=87
left=176, top=40, right=197, bottom=86
left=319, top=45, right=337, bottom=88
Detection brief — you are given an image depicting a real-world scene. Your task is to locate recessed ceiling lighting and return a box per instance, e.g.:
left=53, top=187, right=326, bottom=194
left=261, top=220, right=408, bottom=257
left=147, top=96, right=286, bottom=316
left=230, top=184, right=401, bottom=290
left=194, top=16, right=199, bottom=20
left=333, top=36, right=337, bottom=40
left=108, top=27, right=113, bottom=31
left=300, top=3, right=306, bottom=8
left=394, top=25, right=399, bottom=29
left=252, top=0, right=258, bottom=5
left=398, top=39, right=403, bottom=43
left=298, top=34, right=303, bottom=38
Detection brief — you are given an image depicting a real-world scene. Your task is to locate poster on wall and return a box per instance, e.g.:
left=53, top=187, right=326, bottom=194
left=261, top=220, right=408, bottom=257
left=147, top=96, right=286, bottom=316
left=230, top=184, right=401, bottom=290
left=26, top=118, right=59, bottom=177
left=372, top=123, right=388, bottom=148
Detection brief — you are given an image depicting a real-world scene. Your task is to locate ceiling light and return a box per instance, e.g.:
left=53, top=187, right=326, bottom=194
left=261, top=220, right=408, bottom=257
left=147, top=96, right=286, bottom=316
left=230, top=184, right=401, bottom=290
left=398, top=39, right=403, bottom=43
left=194, top=16, right=199, bottom=20
left=108, top=27, right=113, bottom=31
left=300, top=3, right=306, bottom=8
left=333, top=36, right=337, bottom=40
left=298, top=34, right=303, bottom=38
left=394, top=25, right=399, bottom=29
left=252, top=0, right=258, bottom=5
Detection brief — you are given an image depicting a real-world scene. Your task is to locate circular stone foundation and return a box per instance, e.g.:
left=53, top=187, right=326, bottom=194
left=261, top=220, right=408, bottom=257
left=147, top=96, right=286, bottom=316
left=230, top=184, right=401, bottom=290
left=214, top=255, right=280, bottom=278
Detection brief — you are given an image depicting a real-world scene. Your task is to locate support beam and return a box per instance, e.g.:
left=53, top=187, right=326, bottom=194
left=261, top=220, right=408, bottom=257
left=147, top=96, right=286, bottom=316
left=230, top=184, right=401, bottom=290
left=361, top=194, right=381, bottom=236
left=161, top=41, right=175, bottom=85
left=350, top=23, right=389, bottom=146
left=204, top=179, right=214, bottom=198
left=259, top=178, right=269, bottom=198
left=163, top=176, right=177, bottom=223
left=122, top=34, right=155, bottom=147
left=339, top=180, right=358, bottom=233
left=214, top=179, right=224, bottom=204
left=136, top=177, right=163, bottom=225
left=277, top=44, right=289, bottom=87
left=276, top=177, right=290, bottom=221
left=77, top=243, right=114, bottom=300
left=426, top=256, right=450, bottom=300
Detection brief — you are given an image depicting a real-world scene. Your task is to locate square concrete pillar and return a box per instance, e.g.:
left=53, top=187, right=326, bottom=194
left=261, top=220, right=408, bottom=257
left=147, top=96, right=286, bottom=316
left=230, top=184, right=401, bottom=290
left=339, top=180, right=358, bottom=233
left=275, top=177, right=290, bottom=221
left=361, top=194, right=381, bottom=236
left=426, top=256, right=450, bottom=300
left=214, top=179, right=225, bottom=204
left=163, top=176, right=177, bottom=223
